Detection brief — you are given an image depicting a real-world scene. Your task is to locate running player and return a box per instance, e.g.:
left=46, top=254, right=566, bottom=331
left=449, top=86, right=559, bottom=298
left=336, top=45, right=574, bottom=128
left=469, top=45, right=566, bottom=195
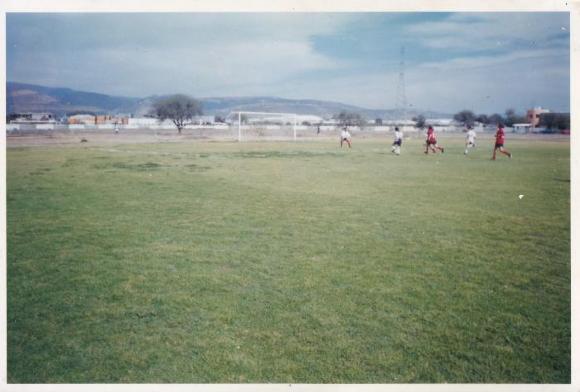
left=391, top=126, right=403, bottom=155
left=492, top=123, right=512, bottom=160
left=425, top=125, right=444, bottom=154
left=464, top=126, right=476, bottom=155
left=340, top=127, right=352, bottom=148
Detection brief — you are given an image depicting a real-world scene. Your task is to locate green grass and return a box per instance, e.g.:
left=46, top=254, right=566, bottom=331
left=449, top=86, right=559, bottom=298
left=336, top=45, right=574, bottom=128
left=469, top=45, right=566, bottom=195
left=7, top=136, right=570, bottom=383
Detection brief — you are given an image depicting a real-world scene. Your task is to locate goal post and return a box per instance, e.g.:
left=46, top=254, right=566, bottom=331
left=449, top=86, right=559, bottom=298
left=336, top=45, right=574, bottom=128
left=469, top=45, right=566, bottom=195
left=230, top=111, right=298, bottom=142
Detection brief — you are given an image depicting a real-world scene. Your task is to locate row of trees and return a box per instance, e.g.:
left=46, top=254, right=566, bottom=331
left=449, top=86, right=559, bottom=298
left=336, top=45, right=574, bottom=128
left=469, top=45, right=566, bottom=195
left=538, top=113, right=570, bottom=131
left=453, top=109, right=569, bottom=131
left=453, top=109, right=526, bottom=128
left=150, top=95, right=570, bottom=133
left=333, top=111, right=366, bottom=129
left=152, top=99, right=371, bottom=133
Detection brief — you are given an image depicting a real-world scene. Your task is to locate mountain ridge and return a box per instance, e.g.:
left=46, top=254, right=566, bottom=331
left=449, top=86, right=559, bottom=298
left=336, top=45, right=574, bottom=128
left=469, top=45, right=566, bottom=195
left=7, top=82, right=452, bottom=120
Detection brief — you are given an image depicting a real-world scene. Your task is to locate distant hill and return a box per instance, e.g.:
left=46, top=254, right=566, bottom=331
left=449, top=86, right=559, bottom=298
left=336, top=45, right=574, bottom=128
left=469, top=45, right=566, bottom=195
left=7, top=82, right=141, bottom=116
left=129, top=95, right=451, bottom=120
left=7, top=82, right=451, bottom=120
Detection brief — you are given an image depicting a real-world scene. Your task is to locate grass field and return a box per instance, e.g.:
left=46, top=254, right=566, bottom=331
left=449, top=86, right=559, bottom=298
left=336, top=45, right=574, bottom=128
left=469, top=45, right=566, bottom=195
left=6, top=135, right=570, bottom=383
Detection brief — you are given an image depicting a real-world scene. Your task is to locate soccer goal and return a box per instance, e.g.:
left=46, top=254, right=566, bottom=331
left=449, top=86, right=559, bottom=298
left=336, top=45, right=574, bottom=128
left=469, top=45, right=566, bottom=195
left=229, top=111, right=298, bottom=142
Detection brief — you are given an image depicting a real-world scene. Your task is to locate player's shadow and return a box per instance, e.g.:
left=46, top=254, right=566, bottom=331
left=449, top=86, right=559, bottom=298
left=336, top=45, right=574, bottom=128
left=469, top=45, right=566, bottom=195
left=553, top=177, right=570, bottom=182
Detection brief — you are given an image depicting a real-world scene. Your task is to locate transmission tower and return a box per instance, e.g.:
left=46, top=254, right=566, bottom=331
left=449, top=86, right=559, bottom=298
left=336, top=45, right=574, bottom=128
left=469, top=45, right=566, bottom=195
left=395, top=46, right=408, bottom=121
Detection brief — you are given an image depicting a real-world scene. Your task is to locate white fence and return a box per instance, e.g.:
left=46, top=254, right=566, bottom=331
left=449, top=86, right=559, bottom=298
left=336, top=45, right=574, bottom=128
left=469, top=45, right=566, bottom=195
left=5, top=122, right=534, bottom=137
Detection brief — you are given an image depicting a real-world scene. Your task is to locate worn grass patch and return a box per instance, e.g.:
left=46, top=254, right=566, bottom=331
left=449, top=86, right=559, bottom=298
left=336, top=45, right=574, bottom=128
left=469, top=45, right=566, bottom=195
left=7, top=137, right=570, bottom=383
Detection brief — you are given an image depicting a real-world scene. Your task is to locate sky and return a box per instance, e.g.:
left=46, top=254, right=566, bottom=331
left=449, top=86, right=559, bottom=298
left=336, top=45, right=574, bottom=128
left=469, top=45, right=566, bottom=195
left=6, top=12, right=570, bottom=114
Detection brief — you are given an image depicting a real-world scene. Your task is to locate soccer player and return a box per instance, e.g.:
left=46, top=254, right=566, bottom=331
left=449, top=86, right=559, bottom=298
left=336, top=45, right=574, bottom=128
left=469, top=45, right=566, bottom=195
left=464, top=125, right=476, bottom=155
left=391, top=126, right=403, bottom=155
left=425, top=125, right=444, bottom=154
left=492, top=123, right=512, bottom=160
left=340, top=127, right=352, bottom=148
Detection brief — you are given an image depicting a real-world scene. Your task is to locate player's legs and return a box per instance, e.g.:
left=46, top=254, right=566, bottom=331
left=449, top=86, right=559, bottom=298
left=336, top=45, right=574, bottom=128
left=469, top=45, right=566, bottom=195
left=347, top=139, right=352, bottom=148
left=492, top=146, right=498, bottom=160
left=499, top=146, right=511, bottom=158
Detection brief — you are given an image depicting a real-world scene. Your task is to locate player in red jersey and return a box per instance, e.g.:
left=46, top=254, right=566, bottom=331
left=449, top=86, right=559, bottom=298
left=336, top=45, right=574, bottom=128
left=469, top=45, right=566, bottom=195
left=492, top=124, right=512, bottom=160
left=424, top=125, right=444, bottom=154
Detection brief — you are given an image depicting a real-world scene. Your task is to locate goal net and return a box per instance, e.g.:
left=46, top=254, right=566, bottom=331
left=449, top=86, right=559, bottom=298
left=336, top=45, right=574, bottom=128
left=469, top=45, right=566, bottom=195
left=228, top=111, right=298, bottom=141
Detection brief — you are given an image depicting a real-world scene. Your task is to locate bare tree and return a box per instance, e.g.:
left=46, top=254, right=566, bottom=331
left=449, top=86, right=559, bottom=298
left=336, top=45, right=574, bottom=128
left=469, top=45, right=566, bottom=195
left=504, top=108, right=526, bottom=127
left=152, top=94, right=203, bottom=133
left=334, top=111, right=366, bottom=130
left=453, top=110, right=476, bottom=127
left=475, top=114, right=489, bottom=125
left=488, top=113, right=505, bottom=126
left=413, top=114, right=426, bottom=129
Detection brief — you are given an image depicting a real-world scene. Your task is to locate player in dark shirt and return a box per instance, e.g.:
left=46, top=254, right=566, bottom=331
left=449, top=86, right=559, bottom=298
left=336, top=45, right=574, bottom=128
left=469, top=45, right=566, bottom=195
left=492, top=124, right=512, bottom=160
left=424, top=126, right=444, bottom=154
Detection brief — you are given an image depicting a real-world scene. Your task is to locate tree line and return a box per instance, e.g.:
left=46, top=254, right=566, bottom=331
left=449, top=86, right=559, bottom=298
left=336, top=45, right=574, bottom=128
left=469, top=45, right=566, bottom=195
left=452, top=109, right=526, bottom=128
left=452, top=109, right=569, bottom=131
left=140, top=94, right=573, bottom=133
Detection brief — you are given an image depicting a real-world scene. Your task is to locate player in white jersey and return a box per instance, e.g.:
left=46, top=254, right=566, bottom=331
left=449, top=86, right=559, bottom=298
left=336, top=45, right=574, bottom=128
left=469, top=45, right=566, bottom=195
left=464, top=126, right=477, bottom=155
left=340, top=127, right=352, bottom=148
left=391, top=127, right=403, bottom=155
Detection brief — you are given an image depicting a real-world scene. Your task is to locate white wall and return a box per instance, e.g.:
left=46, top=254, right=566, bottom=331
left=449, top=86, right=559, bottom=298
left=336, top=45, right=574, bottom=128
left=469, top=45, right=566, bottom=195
left=128, top=118, right=160, bottom=127
left=35, top=124, right=55, bottom=130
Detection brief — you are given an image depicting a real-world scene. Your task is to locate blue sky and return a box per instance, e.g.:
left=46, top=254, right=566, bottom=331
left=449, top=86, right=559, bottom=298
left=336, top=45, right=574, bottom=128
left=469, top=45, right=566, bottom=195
left=7, top=12, right=570, bottom=114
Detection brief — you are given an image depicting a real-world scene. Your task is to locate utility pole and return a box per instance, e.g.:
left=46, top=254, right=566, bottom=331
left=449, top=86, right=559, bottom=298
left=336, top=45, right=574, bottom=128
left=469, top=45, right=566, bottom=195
left=395, top=46, right=408, bottom=124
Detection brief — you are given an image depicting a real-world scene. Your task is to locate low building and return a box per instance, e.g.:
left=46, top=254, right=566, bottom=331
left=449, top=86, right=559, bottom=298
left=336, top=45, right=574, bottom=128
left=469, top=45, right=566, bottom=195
left=296, top=114, right=324, bottom=124
left=513, top=123, right=532, bottom=133
left=95, top=115, right=129, bottom=125
left=127, top=117, right=161, bottom=127
left=192, top=115, right=217, bottom=125
left=68, top=114, right=128, bottom=125
left=68, top=114, right=96, bottom=125
left=429, top=118, right=455, bottom=126
left=10, top=112, right=56, bottom=124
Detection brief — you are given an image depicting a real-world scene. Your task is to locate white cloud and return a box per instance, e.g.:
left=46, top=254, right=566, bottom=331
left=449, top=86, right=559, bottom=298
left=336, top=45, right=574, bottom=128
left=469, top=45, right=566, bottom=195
left=406, top=13, right=569, bottom=51
left=416, top=47, right=568, bottom=72
left=7, top=13, right=570, bottom=114
left=404, top=50, right=569, bottom=114
left=8, top=13, right=356, bottom=97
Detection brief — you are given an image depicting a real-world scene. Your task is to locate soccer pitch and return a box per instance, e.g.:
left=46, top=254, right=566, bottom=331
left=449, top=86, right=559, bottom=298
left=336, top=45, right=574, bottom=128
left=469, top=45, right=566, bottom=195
left=6, top=135, right=570, bottom=383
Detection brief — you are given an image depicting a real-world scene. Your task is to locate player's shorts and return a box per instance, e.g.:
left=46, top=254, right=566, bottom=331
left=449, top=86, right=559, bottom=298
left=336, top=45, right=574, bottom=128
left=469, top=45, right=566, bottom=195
left=495, top=143, right=504, bottom=149
left=341, top=137, right=350, bottom=142
left=467, top=141, right=475, bottom=147
left=427, top=140, right=437, bottom=145
left=393, top=140, right=402, bottom=146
